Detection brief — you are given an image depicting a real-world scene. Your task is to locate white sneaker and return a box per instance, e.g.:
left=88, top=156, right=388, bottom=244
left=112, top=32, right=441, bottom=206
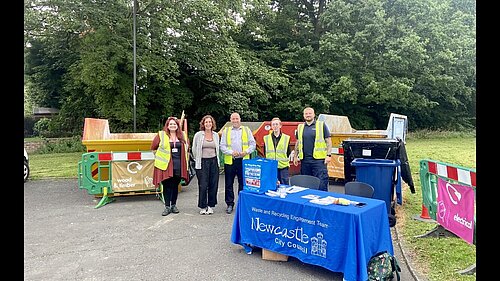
left=206, top=206, right=214, bottom=215
left=199, top=208, right=208, bottom=215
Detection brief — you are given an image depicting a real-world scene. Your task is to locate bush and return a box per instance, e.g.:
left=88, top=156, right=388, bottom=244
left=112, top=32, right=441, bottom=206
left=24, top=116, right=37, bottom=137
left=33, top=118, right=51, bottom=137
left=34, top=136, right=86, bottom=154
left=31, top=117, right=80, bottom=138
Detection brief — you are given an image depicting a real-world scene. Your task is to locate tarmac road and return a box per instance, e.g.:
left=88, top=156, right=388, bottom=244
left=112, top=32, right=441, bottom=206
left=24, top=176, right=422, bottom=281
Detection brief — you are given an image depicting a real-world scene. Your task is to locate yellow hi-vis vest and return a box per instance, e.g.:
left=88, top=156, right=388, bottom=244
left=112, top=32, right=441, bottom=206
left=264, top=133, right=290, bottom=169
left=223, top=126, right=250, bottom=165
left=296, top=121, right=327, bottom=159
left=154, top=131, right=171, bottom=170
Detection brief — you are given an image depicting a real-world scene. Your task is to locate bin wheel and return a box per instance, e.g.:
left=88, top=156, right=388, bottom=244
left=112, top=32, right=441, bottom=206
left=24, top=159, right=30, bottom=183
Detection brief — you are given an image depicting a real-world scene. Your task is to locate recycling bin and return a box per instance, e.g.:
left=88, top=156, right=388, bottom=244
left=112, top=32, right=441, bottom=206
left=351, top=158, right=400, bottom=214
left=342, top=139, right=400, bottom=183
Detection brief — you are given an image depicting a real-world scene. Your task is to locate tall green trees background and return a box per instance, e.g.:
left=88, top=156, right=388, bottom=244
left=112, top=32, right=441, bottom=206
left=24, top=0, right=475, bottom=137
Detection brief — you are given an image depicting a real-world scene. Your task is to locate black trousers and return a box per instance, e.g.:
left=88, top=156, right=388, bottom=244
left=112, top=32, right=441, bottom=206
left=300, top=158, right=329, bottom=191
left=278, top=167, right=290, bottom=186
left=161, top=176, right=181, bottom=207
left=224, top=158, right=243, bottom=207
left=196, top=157, right=219, bottom=209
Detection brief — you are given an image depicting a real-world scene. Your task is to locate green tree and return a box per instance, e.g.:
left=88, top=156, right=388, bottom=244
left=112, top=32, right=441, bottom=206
left=318, top=0, right=475, bottom=129
left=24, top=0, right=475, bottom=135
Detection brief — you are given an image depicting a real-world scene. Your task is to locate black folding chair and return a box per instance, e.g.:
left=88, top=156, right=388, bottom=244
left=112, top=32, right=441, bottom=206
left=344, top=181, right=375, bottom=198
left=289, top=175, right=321, bottom=189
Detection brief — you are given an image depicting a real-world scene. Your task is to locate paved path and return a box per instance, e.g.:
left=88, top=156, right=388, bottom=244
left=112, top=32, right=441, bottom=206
left=24, top=176, right=421, bottom=281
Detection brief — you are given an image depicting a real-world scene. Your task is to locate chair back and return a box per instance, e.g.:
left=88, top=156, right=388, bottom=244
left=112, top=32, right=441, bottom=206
left=289, top=175, right=321, bottom=189
left=344, top=181, right=375, bottom=198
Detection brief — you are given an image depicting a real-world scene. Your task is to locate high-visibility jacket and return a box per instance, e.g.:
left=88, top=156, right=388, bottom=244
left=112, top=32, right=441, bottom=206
left=223, top=126, right=250, bottom=165
left=154, top=131, right=171, bottom=170
left=264, top=133, right=290, bottom=169
left=296, top=121, right=327, bottom=159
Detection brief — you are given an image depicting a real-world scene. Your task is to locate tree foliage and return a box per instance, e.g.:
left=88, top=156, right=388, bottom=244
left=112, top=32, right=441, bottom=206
left=24, top=0, right=475, bottom=136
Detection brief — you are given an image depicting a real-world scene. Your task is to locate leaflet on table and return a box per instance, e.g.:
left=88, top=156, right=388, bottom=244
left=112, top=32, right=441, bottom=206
left=310, top=196, right=337, bottom=205
left=265, top=185, right=308, bottom=197
left=307, top=196, right=359, bottom=206
left=266, top=189, right=366, bottom=207
left=301, top=194, right=321, bottom=200
left=265, top=190, right=281, bottom=197
left=286, top=186, right=308, bottom=193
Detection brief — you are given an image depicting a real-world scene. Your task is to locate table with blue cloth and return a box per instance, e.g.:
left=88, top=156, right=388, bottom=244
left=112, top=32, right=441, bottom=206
left=231, top=187, right=394, bottom=281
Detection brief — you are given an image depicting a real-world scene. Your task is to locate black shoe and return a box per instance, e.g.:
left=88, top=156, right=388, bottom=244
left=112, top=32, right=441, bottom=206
left=170, top=205, right=179, bottom=214
left=162, top=207, right=171, bottom=216
left=226, top=205, right=234, bottom=214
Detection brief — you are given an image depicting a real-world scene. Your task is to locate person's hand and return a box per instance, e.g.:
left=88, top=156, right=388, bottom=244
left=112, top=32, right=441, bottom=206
left=324, top=155, right=332, bottom=165
left=239, top=151, right=247, bottom=157
left=232, top=151, right=239, bottom=157
left=293, top=155, right=299, bottom=166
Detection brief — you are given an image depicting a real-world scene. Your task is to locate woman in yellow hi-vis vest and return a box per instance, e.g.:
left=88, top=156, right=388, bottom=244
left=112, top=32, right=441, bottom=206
left=220, top=112, right=256, bottom=214
left=151, top=117, right=189, bottom=216
left=263, top=117, right=292, bottom=185
left=293, top=107, right=332, bottom=191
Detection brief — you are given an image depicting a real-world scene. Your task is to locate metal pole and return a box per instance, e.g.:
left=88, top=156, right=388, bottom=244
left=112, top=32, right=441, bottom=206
left=133, top=0, right=137, bottom=132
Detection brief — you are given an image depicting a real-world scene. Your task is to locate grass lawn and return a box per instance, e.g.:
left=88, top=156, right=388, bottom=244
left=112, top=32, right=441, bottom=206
left=400, top=135, right=476, bottom=281
left=28, top=152, right=83, bottom=180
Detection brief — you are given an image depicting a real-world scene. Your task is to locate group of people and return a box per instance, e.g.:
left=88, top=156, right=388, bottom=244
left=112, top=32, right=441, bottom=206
left=150, top=107, right=332, bottom=216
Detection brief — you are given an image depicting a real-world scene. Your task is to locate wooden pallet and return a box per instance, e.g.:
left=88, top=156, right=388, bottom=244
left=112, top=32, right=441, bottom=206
left=94, top=190, right=158, bottom=198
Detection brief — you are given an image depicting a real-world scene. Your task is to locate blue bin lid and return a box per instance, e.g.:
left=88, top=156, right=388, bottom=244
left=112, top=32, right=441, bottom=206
left=351, top=158, right=399, bottom=167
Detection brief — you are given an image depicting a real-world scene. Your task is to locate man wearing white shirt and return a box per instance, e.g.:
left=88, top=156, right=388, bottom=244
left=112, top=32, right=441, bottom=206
left=220, top=112, right=256, bottom=214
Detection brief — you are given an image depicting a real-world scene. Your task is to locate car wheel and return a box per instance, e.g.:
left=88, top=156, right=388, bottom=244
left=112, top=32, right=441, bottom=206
left=24, top=159, right=30, bottom=183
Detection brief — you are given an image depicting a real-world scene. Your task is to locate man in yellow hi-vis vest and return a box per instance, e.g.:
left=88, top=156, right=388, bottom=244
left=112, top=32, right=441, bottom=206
left=293, top=107, right=332, bottom=191
left=220, top=112, right=256, bottom=214
left=263, top=117, right=292, bottom=186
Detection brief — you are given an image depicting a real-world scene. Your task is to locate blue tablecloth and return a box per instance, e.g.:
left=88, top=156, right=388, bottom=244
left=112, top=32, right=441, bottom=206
left=231, top=188, right=394, bottom=281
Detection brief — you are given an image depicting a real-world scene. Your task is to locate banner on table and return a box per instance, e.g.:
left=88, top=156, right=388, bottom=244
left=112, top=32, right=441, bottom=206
left=243, top=158, right=278, bottom=194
